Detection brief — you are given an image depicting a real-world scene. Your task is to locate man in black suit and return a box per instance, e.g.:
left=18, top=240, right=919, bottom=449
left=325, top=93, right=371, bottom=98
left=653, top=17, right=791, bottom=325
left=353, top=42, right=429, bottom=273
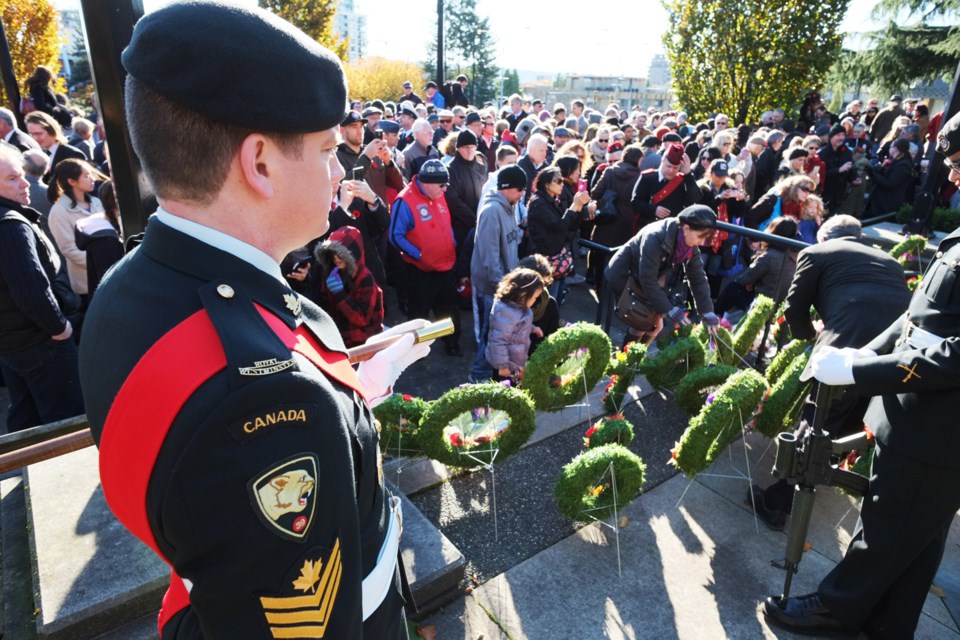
left=749, top=214, right=910, bottom=528
left=764, top=112, right=960, bottom=640
left=0, top=107, right=39, bottom=153
left=517, top=133, right=548, bottom=202
left=630, top=142, right=701, bottom=228
left=24, top=111, right=85, bottom=183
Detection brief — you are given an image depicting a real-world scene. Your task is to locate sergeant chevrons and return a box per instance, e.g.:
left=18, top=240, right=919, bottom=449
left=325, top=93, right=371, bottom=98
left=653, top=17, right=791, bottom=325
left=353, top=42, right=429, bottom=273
left=80, top=221, right=407, bottom=640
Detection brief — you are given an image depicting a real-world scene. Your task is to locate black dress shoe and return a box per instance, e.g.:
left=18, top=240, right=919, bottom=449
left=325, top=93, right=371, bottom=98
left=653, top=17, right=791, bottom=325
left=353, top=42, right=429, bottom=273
left=745, top=484, right=787, bottom=532
left=762, top=594, right=858, bottom=637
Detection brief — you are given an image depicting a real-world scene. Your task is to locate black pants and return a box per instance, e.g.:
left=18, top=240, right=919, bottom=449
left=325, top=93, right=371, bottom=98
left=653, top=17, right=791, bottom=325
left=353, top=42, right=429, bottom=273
left=404, top=265, right=460, bottom=348
left=818, top=442, right=960, bottom=638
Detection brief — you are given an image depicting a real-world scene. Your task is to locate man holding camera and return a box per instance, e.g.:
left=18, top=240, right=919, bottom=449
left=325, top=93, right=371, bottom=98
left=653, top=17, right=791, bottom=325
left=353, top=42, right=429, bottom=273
left=765, top=111, right=960, bottom=640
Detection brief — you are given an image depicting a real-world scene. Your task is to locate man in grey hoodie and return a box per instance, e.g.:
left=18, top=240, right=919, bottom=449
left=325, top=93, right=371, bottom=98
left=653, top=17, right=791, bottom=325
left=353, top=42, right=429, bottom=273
left=468, top=164, right=527, bottom=381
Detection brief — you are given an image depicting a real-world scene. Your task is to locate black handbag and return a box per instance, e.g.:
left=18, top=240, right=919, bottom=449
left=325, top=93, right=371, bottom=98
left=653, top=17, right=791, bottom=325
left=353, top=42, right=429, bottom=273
left=593, top=188, right=619, bottom=226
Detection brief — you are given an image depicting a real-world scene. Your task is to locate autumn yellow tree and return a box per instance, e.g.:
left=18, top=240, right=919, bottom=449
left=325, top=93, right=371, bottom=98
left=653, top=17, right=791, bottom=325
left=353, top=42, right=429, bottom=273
left=345, top=57, right=425, bottom=103
left=258, top=0, right=348, bottom=61
left=0, top=0, right=64, bottom=107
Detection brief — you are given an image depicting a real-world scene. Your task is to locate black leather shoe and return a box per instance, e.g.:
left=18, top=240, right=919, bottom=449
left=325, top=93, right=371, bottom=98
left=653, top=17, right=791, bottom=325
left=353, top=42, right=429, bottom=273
left=745, top=484, right=787, bottom=532
left=762, top=594, right=858, bottom=637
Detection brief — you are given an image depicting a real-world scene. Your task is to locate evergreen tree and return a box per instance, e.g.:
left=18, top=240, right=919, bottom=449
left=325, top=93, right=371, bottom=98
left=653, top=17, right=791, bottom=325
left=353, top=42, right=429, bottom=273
left=662, top=0, right=848, bottom=124
left=427, top=0, right=499, bottom=105
left=67, top=27, right=91, bottom=87
left=503, top=69, right=520, bottom=97
left=830, top=0, right=960, bottom=96
left=258, top=0, right=348, bottom=61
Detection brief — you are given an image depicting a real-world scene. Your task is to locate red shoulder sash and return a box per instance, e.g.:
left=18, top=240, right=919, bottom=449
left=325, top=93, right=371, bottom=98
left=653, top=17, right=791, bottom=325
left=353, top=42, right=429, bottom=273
left=99, top=305, right=363, bottom=633
left=651, top=173, right=686, bottom=205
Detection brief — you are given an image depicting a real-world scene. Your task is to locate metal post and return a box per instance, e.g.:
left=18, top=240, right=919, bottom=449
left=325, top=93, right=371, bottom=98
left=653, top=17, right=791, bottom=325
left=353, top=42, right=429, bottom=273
left=436, top=0, right=444, bottom=86
left=0, top=18, right=24, bottom=129
left=79, top=0, right=153, bottom=237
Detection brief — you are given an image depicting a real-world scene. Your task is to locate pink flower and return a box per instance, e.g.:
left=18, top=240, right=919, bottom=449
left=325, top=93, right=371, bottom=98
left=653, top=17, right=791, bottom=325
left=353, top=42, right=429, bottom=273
left=402, top=394, right=413, bottom=402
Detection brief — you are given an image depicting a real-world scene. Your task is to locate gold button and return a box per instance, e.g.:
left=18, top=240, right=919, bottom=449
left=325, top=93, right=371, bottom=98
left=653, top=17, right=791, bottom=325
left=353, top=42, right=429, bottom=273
left=217, top=284, right=235, bottom=299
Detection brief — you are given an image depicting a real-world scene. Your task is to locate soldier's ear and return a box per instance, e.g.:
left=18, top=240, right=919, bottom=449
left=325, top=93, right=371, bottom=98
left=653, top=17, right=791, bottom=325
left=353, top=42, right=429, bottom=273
left=238, top=133, right=275, bottom=200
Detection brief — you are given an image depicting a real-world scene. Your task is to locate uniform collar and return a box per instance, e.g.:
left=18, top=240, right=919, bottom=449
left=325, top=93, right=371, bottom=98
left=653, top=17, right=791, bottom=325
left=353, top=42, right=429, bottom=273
left=155, top=208, right=285, bottom=284
left=141, top=215, right=301, bottom=329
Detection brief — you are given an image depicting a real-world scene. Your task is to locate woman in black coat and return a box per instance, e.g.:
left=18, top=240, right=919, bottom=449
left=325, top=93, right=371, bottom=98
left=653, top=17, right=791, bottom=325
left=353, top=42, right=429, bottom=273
left=863, top=138, right=915, bottom=218
left=526, top=166, right=591, bottom=298
left=589, top=144, right=644, bottom=285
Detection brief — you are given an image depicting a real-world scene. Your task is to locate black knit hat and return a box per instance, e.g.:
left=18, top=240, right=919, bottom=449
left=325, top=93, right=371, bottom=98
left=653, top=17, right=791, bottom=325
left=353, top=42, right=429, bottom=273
left=497, top=165, right=527, bottom=190
left=456, top=129, right=478, bottom=148
left=418, top=159, right=449, bottom=184
left=122, top=2, right=347, bottom=133
left=787, top=147, right=809, bottom=161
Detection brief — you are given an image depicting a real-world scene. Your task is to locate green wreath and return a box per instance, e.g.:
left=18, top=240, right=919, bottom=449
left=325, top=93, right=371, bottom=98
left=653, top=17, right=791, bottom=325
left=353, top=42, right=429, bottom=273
left=584, top=415, right=635, bottom=449
left=555, top=444, right=646, bottom=521
left=732, top=294, right=775, bottom=359
left=766, top=339, right=812, bottom=385
left=838, top=432, right=875, bottom=498
left=674, top=365, right=738, bottom=415
left=754, top=351, right=812, bottom=438
left=522, top=322, right=612, bottom=411
left=692, top=324, right=736, bottom=366
left=671, top=369, right=768, bottom=478
left=373, top=393, right=430, bottom=456
left=889, top=235, right=926, bottom=269
left=602, top=342, right=647, bottom=412
left=419, top=382, right=536, bottom=469
left=641, top=336, right=706, bottom=389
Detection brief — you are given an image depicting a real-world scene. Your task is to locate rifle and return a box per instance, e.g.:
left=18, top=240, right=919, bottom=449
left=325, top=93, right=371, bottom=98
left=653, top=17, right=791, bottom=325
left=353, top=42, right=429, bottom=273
left=768, top=383, right=871, bottom=606
left=0, top=318, right=454, bottom=474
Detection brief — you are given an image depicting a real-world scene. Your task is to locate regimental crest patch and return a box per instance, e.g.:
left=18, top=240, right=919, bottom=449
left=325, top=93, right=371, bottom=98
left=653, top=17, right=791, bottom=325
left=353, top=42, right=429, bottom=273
left=249, top=454, right=318, bottom=541
left=417, top=204, right=432, bottom=221
left=259, top=539, right=343, bottom=638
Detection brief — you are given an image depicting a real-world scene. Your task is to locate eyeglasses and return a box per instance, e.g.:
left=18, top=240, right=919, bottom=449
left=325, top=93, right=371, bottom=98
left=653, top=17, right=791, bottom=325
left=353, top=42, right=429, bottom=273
left=550, top=178, right=564, bottom=184
left=440, top=119, right=452, bottom=124
left=944, top=157, right=960, bottom=172
left=483, top=121, right=494, bottom=126
left=806, top=145, right=819, bottom=151
left=799, top=186, right=813, bottom=193
left=721, top=142, right=732, bottom=147
left=597, top=139, right=609, bottom=144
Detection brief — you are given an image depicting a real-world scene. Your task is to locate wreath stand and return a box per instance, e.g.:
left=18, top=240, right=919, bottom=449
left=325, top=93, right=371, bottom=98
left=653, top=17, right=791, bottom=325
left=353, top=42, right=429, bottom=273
left=578, top=460, right=626, bottom=576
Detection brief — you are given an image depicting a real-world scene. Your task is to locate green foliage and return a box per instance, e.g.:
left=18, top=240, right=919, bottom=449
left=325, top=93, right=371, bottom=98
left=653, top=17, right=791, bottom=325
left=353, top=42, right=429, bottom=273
left=555, top=444, right=646, bottom=521
left=419, top=383, right=536, bottom=469
left=502, top=69, right=521, bottom=97
left=426, top=0, right=499, bottom=104
left=662, top=0, right=848, bottom=123
left=896, top=204, right=960, bottom=232
left=672, top=369, right=768, bottom=477
left=642, top=336, right=706, bottom=389
left=732, top=295, right=775, bottom=360
left=692, top=324, right=736, bottom=366
left=674, top=365, right=738, bottom=414
left=373, top=393, right=430, bottom=456
left=602, top=342, right=647, bottom=412
left=522, top=322, right=612, bottom=412
left=754, top=351, right=811, bottom=438
left=766, top=339, right=812, bottom=385
left=258, top=0, right=348, bottom=61
left=584, top=416, right=635, bottom=449
left=889, top=235, right=928, bottom=269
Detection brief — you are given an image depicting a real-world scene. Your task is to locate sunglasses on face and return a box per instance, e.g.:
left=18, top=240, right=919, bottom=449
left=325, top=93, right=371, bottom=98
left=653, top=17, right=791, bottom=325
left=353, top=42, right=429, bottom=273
left=598, top=139, right=609, bottom=144
left=944, top=157, right=960, bottom=172
left=550, top=178, right=563, bottom=184
left=799, top=186, right=812, bottom=193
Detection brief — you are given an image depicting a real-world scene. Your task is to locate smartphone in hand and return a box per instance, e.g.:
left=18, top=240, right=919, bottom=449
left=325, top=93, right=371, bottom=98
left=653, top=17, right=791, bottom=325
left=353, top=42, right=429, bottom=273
left=577, top=179, right=588, bottom=193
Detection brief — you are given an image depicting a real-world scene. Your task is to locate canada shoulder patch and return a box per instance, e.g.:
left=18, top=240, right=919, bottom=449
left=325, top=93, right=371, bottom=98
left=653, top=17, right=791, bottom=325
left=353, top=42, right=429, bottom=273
left=257, top=538, right=343, bottom=638
left=249, top=454, right=318, bottom=541
left=229, top=403, right=316, bottom=443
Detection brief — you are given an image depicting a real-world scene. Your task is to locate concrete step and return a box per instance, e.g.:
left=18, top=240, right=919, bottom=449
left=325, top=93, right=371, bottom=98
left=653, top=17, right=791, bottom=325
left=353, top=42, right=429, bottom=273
left=17, top=447, right=463, bottom=638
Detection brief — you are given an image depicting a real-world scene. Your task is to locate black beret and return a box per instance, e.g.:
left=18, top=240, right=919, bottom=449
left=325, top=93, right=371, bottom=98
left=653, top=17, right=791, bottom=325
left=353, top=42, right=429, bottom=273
left=677, top=204, right=717, bottom=229
left=379, top=120, right=400, bottom=134
left=122, top=2, right=347, bottom=133
left=456, top=130, right=478, bottom=148
left=787, top=147, right=809, bottom=161
left=937, top=111, right=960, bottom=157
left=465, top=112, right=482, bottom=126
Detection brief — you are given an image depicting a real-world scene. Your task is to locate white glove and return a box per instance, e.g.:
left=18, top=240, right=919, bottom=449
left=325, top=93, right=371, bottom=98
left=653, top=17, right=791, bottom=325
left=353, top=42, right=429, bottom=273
left=808, top=346, right=875, bottom=386
left=357, top=330, right=432, bottom=406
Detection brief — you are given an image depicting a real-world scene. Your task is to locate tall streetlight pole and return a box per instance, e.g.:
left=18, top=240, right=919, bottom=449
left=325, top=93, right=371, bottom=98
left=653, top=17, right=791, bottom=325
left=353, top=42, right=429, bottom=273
left=436, top=0, right=444, bottom=86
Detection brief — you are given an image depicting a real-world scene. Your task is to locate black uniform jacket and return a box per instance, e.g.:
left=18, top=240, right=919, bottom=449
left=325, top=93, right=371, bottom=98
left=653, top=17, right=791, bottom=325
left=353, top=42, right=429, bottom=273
left=853, top=228, right=960, bottom=467
left=79, top=219, right=404, bottom=639
left=630, top=169, right=701, bottom=228
left=783, top=237, right=910, bottom=375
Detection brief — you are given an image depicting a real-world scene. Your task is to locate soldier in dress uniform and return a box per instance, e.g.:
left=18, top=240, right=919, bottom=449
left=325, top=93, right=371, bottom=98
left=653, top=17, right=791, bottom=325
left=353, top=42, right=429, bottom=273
left=78, top=4, right=429, bottom=639
left=764, top=110, right=960, bottom=640
left=630, top=143, right=702, bottom=229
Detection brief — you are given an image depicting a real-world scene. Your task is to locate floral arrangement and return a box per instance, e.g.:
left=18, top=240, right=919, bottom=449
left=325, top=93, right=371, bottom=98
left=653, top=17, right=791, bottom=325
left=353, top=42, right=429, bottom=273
left=601, top=342, right=647, bottom=412
left=765, top=339, right=812, bottom=385
left=554, top=444, right=646, bottom=521
left=838, top=427, right=875, bottom=498
left=670, top=369, right=768, bottom=477
left=732, top=295, right=775, bottom=360
left=674, top=364, right=738, bottom=415
left=692, top=324, right=736, bottom=366
left=373, top=393, right=430, bottom=456
left=889, top=235, right=927, bottom=269
left=641, top=336, right=706, bottom=389
left=754, top=350, right=811, bottom=438
left=583, top=414, right=635, bottom=449
left=907, top=274, right=923, bottom=292
left=522, top=322, right=611, bottom=412
left=419, top=382, right=536, bottom=469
